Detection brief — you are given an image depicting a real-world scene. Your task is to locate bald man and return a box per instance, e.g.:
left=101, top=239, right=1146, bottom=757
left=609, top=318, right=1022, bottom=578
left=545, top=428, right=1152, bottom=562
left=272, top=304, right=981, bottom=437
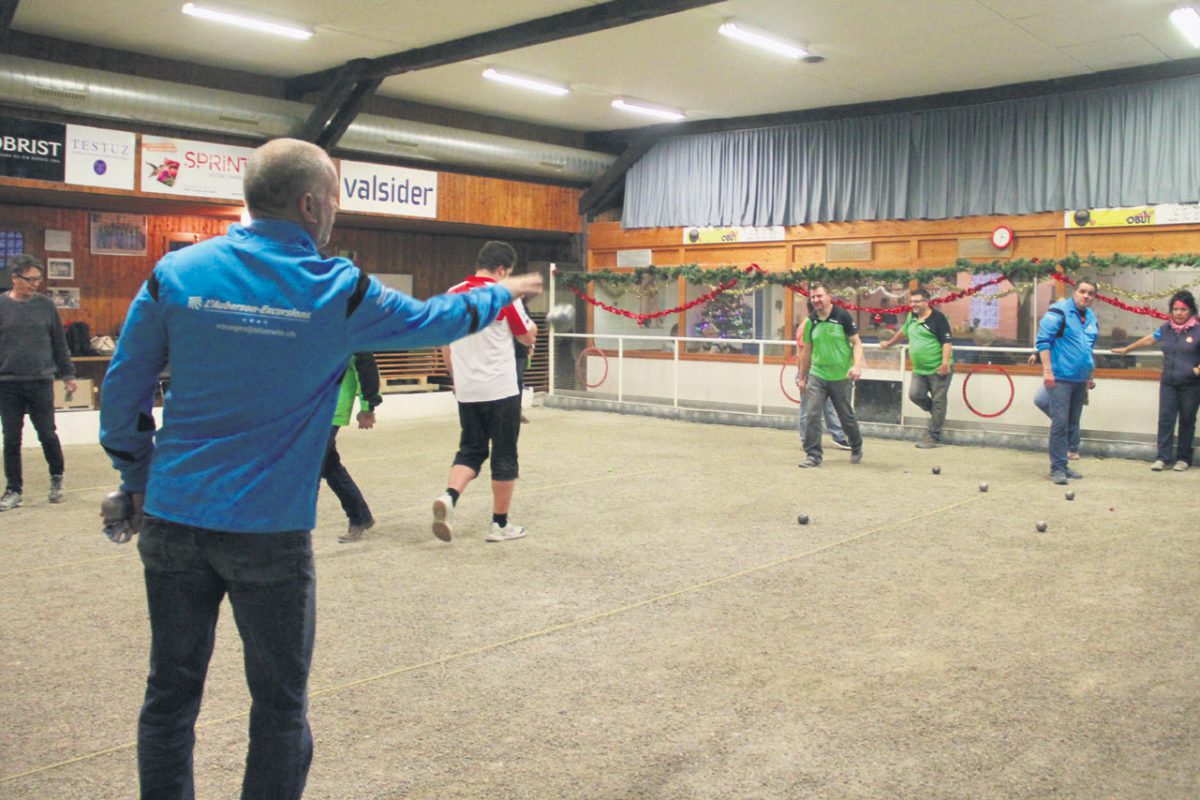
left=101, top=138, right=541, bottom=799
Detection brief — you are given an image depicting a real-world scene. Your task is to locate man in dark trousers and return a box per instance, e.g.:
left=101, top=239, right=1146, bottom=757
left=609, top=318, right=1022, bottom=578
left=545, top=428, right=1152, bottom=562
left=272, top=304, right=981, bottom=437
left=0, top=255, right=76, bottom=511
left=796, top=282, right=865, bottom=468
left=880, top=287, right=955, bottom=448
left=323, top=352, right=383, bottom=543
left=100, top=138, right=541, bottom=799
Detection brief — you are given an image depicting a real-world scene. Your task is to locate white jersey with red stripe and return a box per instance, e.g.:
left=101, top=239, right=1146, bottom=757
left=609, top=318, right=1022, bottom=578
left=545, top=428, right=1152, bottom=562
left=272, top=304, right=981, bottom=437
left=447, top=275, right=531, bottom=403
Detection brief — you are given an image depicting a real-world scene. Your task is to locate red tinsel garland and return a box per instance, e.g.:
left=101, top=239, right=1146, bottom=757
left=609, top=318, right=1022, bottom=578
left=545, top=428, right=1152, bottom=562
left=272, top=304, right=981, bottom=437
left=1051, top=273, right=1169, bottom=320
left=787, top=273, right=1009, bottom=314
left=562, top=265, right=1168, bottom=325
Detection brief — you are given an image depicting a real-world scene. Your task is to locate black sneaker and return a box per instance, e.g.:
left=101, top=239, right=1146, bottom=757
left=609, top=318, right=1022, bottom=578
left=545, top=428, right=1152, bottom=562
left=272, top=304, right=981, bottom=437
left=830, top=435, right=852, bottom=450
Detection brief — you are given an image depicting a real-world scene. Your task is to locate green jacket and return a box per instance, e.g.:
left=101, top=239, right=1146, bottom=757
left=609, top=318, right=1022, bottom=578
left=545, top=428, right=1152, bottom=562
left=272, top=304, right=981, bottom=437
left=333, top=353, right=383, bottom=427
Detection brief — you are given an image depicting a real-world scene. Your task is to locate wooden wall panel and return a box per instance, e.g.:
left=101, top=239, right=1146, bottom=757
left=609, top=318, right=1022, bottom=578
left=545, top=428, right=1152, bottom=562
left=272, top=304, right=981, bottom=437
left=436, top=174, right=581, bottom=233
left=3, top=202, right=574, bottom=336
left=916, top=239, right=958, bottom=262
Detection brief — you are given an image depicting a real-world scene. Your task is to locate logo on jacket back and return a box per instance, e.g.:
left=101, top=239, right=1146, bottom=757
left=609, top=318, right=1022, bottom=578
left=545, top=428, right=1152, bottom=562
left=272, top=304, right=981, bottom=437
left=186, top=296, right=312, bottom=321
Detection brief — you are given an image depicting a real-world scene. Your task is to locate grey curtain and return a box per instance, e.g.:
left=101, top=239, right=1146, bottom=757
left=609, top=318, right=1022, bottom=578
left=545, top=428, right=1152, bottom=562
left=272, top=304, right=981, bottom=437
left=622, top=74, right=1200, bottom=228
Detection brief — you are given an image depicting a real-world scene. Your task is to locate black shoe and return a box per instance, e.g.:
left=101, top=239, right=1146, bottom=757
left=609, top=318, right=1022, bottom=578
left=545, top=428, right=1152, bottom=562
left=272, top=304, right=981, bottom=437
left=830, top=435, right=852, bottom=450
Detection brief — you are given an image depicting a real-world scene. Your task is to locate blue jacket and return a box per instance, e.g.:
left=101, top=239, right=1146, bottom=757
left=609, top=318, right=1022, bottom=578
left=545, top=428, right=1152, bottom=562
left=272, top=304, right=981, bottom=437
left=1036, top=298, right=1098, bottom=382
left=100, top=219, right=515, bottom=533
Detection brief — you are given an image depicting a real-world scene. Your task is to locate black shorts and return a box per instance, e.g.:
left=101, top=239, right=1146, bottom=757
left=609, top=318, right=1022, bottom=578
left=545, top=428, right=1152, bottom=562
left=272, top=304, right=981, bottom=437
left=452, top=393, right=522, bottom=480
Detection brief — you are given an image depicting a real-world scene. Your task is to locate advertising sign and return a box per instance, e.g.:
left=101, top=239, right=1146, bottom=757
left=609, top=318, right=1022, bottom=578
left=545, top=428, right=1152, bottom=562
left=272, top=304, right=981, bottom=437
left=338, top=159, right=438, bottom=219
left=682, top=226, right=785, bottom=245
left=0, top=116, right=65, bottom=181
left=141, top=136, right=252, bottom=200
left=1065, top=203, right=1200, bottom=229
left=65, top=124, right=136, bottom=190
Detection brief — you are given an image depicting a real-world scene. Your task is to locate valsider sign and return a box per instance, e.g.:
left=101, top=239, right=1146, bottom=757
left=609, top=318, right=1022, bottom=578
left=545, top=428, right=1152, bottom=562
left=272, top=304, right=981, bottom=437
left=338, top=160, right=438, bottom=219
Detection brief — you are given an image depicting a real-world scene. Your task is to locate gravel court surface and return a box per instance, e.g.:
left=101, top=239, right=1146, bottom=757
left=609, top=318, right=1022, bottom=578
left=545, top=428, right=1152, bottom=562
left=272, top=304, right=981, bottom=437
left=1, top=409, right=1197, bottom=799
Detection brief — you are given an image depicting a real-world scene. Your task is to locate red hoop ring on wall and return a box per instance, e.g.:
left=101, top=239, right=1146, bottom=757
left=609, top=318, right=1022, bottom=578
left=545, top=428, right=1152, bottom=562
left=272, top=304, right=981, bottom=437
left=575, top=347, right=609, bottom=389
left=961, top=364, right=1015, bottom=418
left=779, top=357, right=801, bottom=404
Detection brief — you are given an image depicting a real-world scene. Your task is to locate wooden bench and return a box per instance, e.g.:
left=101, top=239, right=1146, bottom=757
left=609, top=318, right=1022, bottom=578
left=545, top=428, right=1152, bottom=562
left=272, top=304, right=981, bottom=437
left=374, top=349, right=449, bottom=393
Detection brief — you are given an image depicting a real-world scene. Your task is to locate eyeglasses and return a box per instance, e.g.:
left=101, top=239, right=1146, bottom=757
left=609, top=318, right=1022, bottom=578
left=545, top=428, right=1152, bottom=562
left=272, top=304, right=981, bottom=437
left=13, top=273, right=42, bottom=284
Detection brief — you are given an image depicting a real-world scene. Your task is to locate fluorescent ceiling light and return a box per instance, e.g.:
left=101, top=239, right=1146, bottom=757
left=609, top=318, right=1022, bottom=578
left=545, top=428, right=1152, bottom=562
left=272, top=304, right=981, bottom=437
left=181, top=3, right=314, bottom=40
left=718, top=21, right=807, bottom=59
left=611, top=98, right=685, bottom=122
left=1170, top=7, right=1200, bottom=47
left=482, top=68, right=569, bottom=96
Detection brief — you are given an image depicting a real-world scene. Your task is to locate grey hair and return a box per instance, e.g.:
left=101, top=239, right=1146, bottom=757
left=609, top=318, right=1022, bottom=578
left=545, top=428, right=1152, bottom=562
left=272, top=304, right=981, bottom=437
left=243, top=138, right=334, bottom=217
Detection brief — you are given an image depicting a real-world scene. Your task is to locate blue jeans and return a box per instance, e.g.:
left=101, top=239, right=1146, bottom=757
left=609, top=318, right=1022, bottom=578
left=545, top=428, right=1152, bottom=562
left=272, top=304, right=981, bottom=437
left=797, top=395, right=844, bottom=441
left=321, top=427, right=372, bottom=526
left=801, top=376, right=862, bottom=461
left=137, top=519, right=316, bottom=800
left=1046, top=381, right=1087, bottom=473
left=1034, top=384, right=1081, bottom=454
left=1157, top=382, right=1200, bottom=465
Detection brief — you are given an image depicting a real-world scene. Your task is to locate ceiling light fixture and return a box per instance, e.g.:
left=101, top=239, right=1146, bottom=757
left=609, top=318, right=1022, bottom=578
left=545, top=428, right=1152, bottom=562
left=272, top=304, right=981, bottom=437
left=611, top=98, right=685, bottom=122
left=181, top=3, right=314, bottom=40
left=482, top=68, right=570, bottom=96
left=718, top=21, right=807, bottom=59
left=1170, top=7, right=1200, bottom=47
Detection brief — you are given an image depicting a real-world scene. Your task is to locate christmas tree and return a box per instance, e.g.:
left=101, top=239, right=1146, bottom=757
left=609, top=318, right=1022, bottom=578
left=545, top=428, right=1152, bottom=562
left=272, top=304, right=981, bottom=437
left=693, top=292, right=754, bottom=343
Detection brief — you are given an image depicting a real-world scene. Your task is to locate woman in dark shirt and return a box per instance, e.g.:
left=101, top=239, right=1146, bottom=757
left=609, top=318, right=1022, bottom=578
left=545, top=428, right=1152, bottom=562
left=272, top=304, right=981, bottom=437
left=1113, top=290, right=1200, bottom=472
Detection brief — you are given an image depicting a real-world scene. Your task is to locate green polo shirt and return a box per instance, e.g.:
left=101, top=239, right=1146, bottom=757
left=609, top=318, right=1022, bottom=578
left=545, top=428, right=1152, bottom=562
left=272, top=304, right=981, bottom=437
left=901, top=309, right=954, bottom=375
left=803, top=306, right=857, bottom=381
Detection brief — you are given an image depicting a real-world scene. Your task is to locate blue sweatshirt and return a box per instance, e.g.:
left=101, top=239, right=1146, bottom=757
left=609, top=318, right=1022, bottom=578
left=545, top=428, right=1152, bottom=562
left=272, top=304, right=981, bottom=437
left=1036, top=298, right=1098, bottom=383
left=100, top=219, right=514, bottom=533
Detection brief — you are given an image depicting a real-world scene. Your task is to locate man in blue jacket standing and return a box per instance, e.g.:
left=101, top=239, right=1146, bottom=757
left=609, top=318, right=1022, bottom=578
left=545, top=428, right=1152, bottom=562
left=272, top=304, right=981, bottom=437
left=99, top=138, right=541, bottom=800
left=1036, top=280, right=1099, bottom=485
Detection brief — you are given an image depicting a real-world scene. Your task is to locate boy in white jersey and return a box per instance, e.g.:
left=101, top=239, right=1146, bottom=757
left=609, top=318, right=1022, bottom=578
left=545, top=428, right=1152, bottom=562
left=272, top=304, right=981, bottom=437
left=433, top=242, right=537, bottom=542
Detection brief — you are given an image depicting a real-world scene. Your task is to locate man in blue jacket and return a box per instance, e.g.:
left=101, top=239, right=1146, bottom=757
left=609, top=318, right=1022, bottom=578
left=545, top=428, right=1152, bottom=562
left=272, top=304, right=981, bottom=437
left=99, top=138, right=541, bottom=800
left=1036, top=280, right=1099, bottom=485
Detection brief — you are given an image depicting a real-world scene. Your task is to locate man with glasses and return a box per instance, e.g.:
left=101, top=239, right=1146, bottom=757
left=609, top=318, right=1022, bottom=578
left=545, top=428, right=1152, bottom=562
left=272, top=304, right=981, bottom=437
left=1036, top=280, right=1099, bottom=485
left=0, top=255, right=77, bottom=510
left=880, top=287, right=955, bottom=448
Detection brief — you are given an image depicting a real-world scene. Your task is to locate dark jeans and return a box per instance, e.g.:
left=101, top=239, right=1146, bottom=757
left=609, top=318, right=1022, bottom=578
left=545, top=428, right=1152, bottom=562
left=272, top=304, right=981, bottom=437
left=137, top=518, right=316, bottom=800
left=909, top=368, right=953, bottom=439
left=1048, top=380, right=1087, bottom=473
left=1157, top=382, right=1200, bottom=465
left=321, top=427, right=372, bottom=526
left=1035, top=384, right=1082, bottom=453
left=0, top=380, right=64, bottom=493
left=801, top=376, right=862, bottom=462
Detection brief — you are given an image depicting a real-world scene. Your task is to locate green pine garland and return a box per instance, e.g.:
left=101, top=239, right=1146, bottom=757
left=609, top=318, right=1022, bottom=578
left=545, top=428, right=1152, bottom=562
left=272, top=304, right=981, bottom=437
left=558, top=253, right=1200, bottom=291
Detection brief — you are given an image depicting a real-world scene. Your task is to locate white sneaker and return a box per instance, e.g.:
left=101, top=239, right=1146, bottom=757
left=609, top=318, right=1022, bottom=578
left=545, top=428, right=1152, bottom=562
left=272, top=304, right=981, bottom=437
left=486, top=522, right=526, bottom=542
left=0, top=491, right=21, bottom=511
left=1151, top=460, right=1166, bottom=471
left=1173, top=461, right=1190, bottom=472
left=432, top=493, right=455, bottom=542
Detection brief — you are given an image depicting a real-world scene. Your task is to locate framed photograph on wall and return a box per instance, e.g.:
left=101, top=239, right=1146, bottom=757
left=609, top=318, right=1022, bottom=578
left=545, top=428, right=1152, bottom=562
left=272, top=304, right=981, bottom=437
left=165, top=232, right=203, bottom=255
left=90, top=212, right=147, bottom=256
left=46, top=257, right=74, bottom=280
left=47, top=287, right=81, bottom=309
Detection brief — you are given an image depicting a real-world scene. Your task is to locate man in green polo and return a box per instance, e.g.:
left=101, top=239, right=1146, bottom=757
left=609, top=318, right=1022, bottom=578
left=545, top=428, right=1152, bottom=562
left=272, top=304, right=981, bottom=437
left=796, top=283, right=864, bottom=467
left=881, top=287, right=954, bottom=448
